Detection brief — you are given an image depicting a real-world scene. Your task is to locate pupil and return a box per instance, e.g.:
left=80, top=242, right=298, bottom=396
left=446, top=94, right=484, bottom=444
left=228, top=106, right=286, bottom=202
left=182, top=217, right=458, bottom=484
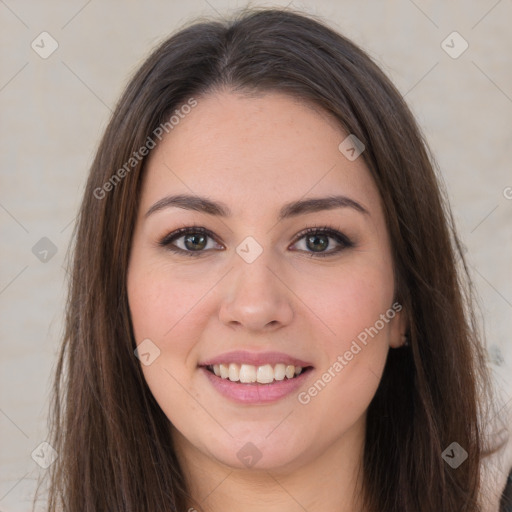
left=185, top=233, right=206, bottom=251
left=308, top=234, right=328, bottom=251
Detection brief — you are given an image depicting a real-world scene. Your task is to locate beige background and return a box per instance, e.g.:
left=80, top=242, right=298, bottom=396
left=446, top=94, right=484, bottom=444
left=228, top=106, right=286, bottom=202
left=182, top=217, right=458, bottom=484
left=1, top=0, right=511, bottom=510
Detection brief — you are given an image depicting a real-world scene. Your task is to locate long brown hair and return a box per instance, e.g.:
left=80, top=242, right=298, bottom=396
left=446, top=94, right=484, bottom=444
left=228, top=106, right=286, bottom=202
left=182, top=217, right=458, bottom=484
left=39, top=7, right=503, bottom=511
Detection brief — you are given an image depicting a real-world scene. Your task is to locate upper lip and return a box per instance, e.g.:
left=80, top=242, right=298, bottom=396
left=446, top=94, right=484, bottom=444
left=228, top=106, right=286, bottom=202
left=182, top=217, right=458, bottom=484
left=199, top=350, right=313, bottom=368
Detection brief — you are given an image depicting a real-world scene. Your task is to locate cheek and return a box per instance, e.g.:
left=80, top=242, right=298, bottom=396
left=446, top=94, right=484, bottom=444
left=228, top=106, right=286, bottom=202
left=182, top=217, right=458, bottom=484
left=127, top=261, right=213, bottom=424
left=127, top=260, right=212, bottom=344
left=296, top=260, right=395, bottom=410
left=127, top=258, right=222, bottom=407
left=294, top=269, right=394, bottom=437
left=298, top=259, right=396, bottom=348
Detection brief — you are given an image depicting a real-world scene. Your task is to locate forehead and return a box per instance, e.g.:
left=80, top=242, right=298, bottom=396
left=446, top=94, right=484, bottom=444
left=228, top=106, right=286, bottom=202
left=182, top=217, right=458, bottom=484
left=140, top=90, right=382, bottom=221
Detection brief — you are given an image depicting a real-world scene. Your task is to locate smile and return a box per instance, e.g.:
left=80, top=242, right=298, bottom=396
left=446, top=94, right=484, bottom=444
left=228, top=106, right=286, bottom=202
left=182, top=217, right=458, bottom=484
left=207, top=363, right=306, bottom=384
left=199, top=350, right=314, bottom=403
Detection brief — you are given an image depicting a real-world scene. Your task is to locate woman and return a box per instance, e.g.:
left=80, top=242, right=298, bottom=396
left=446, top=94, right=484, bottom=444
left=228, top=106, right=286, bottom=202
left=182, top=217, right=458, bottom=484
left=40, top=7, right=507, bottom=511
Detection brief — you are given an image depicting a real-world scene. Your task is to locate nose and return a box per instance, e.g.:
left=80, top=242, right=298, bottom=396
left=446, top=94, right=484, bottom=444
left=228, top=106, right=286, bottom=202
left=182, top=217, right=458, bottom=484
left=218, top=249, right=294, bottom=332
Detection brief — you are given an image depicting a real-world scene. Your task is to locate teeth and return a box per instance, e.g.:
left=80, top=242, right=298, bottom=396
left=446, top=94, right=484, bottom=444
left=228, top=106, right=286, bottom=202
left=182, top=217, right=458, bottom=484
left=256, top=364, right=274, bottom=384
left=210, top=363, right=305, bottom=384
left=228, top=363, right=240, bottom=382
left=219, top=364, right=229, bottom=379
left=274, top=363, right=286, bottom=381
left=239, top=364, right=257, bottom=383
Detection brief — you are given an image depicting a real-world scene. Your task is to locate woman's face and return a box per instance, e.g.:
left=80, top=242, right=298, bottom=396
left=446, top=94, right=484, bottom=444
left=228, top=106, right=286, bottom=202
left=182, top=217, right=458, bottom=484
left=127, top=90, right=406, bottom=472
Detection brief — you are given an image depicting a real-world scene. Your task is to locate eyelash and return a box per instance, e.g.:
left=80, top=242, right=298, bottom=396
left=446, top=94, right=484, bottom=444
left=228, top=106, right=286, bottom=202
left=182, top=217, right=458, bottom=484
left=158, top=224, right=355, bottom=258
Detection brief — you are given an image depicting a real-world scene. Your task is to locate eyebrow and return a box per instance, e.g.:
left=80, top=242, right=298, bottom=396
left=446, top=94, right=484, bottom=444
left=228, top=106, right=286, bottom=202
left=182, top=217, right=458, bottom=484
left=145, top=193, right=369, bottom=220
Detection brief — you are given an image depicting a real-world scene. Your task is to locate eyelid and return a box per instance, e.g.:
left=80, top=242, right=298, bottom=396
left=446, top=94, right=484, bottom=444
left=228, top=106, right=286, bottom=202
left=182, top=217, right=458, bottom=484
left=290, top=224, right=353, bottom=247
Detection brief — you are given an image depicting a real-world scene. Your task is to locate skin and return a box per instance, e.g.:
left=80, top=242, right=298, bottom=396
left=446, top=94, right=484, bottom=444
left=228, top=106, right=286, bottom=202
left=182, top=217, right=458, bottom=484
left=127, top=89, right=407, bottom=512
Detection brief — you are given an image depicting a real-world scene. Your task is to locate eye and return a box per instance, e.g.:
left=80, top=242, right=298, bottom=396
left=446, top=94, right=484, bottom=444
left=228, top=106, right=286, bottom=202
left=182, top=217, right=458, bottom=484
left=158, top=224, right=354, bottom=258
left=289, top=225, right=354, bottom=258
left=158, top=226, right=223, bottom=257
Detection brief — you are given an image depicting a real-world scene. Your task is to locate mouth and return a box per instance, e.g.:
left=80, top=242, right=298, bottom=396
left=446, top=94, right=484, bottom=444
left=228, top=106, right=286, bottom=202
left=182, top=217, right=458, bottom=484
left=198, top=351, right=314, bottom=404
left=199, top=350, right=314, bottom=403
left=203, top=363, right=314, bottom=384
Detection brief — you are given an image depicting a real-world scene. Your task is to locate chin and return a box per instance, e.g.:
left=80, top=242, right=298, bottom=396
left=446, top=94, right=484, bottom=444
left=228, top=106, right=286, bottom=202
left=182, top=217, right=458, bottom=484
left=203, top=432, right=311, bottom=473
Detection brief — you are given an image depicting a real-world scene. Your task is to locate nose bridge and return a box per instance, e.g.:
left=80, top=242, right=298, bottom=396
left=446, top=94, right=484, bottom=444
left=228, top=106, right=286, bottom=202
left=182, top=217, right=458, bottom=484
left=234, top=244, right=276, bottom=294
left=218, top=238, right=294, bottom=330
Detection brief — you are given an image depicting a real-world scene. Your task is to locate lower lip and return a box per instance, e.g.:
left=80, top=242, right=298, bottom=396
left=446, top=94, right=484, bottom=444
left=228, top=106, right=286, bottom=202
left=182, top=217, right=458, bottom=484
left=200, top=367, right=312, bottom=404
